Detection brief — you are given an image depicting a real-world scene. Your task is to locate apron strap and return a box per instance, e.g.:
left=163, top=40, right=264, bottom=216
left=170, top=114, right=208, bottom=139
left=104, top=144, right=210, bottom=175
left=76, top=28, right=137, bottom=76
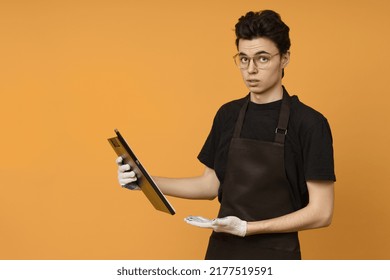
left=233, top=96, right=250, bottom=138
left=233, top=90, right=291, bottom=143
left=274, top=90, right=291, bottom=144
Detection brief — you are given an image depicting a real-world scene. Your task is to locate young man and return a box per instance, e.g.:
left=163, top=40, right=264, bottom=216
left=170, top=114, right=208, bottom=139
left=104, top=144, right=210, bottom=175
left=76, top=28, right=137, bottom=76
left=117, top=10, right=335, bottom=259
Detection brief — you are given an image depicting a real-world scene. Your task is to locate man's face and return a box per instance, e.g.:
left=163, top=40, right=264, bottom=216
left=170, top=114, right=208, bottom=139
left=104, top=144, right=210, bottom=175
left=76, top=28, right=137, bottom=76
left=237, top=37, right=289, bottom=98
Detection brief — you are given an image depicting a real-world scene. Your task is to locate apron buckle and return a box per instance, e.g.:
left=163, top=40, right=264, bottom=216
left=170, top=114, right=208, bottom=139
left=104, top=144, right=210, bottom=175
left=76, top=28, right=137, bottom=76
left=275, top=127, right=288, bottom=135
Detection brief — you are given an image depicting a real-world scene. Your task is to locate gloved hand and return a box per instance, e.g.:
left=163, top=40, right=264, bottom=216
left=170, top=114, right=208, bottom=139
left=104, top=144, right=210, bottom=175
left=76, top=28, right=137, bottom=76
left=184, top=215, right=247, bottom=237
left=116, top=156, right=140, bottom=190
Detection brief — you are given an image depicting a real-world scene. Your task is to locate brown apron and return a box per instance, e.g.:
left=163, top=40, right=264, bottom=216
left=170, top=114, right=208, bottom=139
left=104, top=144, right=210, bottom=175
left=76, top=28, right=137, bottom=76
left=205, top=91, right=301, bottom=260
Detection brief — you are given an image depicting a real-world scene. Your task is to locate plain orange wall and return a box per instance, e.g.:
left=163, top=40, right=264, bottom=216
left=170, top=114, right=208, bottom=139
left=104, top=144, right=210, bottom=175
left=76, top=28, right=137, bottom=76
left=1, top=0, right=389, bottom=259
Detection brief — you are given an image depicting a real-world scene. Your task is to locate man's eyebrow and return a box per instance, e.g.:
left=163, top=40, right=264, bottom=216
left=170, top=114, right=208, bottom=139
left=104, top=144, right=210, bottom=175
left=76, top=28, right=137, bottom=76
left=239, top=50, right=272, bottom=56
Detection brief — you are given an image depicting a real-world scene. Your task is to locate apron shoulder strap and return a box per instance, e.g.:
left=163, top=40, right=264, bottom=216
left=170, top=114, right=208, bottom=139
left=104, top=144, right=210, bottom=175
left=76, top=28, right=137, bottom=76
left=233, top=96, right=250, bottom=138
left=274, top=90, right=291, bottom=144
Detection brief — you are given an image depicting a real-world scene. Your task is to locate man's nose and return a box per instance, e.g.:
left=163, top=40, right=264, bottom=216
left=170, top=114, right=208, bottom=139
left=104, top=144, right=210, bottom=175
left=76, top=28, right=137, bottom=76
left=247, top=59, right=258, bottom=73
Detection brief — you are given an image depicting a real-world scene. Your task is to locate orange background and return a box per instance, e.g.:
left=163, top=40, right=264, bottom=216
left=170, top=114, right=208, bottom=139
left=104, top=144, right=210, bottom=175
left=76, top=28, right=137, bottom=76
left=1, top=0, right=389, bottom=259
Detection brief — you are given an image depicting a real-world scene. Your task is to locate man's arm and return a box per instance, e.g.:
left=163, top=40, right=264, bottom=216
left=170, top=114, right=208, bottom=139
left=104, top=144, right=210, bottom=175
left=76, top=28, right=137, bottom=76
left=153, top=166, right=220, bottom=200
left=245, top=180, right=334, bottom=235
left=117, top=156, right=219, bottom=200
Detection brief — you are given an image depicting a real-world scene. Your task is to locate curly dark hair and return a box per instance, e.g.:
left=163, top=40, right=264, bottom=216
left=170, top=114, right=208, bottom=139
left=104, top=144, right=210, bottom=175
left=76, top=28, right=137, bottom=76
left=235, top=10, right=291, bottom=55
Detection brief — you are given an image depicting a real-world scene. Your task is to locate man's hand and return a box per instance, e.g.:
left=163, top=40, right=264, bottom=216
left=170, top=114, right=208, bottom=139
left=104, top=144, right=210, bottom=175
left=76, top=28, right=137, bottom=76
left=116, top=156, right=140, bottom=190
left=184, top=216, right=247, bottom=237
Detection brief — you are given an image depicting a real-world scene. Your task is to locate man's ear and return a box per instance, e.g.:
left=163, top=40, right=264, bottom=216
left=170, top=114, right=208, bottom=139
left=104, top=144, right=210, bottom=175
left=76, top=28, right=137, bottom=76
left=281, top=50, right=290, bottom=69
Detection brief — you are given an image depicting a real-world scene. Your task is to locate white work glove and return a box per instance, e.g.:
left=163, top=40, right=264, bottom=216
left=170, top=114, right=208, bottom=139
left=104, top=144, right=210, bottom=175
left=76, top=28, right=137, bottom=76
left=184, top=215, right=247, bottom=237
left=116, top=156, right=140, bottom=190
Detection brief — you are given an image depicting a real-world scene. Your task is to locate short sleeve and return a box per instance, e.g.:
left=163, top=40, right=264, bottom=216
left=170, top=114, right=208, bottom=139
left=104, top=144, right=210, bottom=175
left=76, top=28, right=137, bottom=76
left=197, top=112, right=221, bottom=169
left=302, top=118, right=336, bottom=182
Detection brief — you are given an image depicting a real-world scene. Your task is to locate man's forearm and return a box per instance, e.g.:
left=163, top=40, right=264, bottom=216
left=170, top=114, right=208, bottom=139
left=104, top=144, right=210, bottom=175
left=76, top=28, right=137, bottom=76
left=152, top=176, right=214, bottom=200
left=246, top=204, right=331, bottom=235
left=152, top=167, right=219, bottom=200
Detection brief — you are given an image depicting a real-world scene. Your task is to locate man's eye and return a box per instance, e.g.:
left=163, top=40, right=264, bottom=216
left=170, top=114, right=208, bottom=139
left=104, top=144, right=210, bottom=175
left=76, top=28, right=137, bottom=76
left=240, top=57, right=250, bottom=63
left=257, top=56, right=270, bottom=63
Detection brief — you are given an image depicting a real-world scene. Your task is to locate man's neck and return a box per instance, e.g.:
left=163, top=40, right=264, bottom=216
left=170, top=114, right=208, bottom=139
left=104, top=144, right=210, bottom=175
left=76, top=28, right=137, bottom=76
left=250, top=85, right=284, bottom=104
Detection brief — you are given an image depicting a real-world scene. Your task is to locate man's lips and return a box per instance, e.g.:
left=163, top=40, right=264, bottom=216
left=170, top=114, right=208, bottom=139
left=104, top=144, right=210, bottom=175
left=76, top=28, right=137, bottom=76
left=246, top=79, right=260, bottom=84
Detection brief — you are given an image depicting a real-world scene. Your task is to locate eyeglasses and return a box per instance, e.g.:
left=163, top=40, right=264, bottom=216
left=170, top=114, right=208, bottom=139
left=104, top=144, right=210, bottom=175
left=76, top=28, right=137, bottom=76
left=233, top=52, right=280, bottom=70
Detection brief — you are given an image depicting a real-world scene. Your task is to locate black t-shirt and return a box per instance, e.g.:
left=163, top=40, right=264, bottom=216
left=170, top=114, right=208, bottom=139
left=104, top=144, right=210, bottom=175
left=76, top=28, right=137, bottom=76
left=198, top=88, right=336, bottom=209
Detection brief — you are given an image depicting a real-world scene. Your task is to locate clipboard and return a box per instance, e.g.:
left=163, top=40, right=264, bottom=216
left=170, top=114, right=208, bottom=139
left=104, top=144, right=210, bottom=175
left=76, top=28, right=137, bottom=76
left=108, top=129, right=175, bottom=215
